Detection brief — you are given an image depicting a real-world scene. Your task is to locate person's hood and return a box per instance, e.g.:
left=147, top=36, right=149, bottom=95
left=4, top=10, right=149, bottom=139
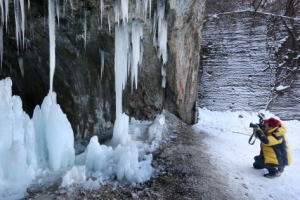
left=267, top=123, right=287, bottom=137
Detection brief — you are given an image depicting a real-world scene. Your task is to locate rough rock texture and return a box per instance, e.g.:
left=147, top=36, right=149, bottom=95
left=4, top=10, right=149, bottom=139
left=199, top=11, right=300, bottom=120
left=165, top=0, right=206, bottom=124
left=0, top=0, right=205, bottom=140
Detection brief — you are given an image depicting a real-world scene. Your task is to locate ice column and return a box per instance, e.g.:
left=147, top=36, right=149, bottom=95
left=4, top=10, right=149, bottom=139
left=114, top=23, right=129, bottom=117
left=109, top=23, right=130, bottom=146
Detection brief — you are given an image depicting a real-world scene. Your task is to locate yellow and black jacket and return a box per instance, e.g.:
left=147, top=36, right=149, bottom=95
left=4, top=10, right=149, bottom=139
left=255, top=123, right=292, bottom=166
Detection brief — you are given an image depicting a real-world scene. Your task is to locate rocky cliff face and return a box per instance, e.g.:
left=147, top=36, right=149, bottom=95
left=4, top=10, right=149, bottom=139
left=0, top=0, right=205, bottom=141
left=199, top=11, right=300, bottom=120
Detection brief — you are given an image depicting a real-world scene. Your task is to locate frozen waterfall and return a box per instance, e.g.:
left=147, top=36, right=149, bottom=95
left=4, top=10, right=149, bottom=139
left=0, top=0, right=168, bottom=199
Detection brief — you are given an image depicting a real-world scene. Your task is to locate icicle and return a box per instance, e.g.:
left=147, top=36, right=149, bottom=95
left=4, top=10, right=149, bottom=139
left=0, top=0, right=4, bottom=25
left=28, top=0, right=30, bottom=10
left=56, top=0, right=60, bottom=26
left=114, top=1, right=120, bottom=25
left=18, top=57, right=24, bottom=78
left=20, top=0, right=25, bottom=49
left=152, top=11, right=157, bottom=48
left=4, top=0, right=9, bottom=31
left=100, top=0, right=104, bottom=27
left=158, top=19, right=167, bottom=64
left=63, top=0, right=66, bottom=17
left=14, top=0, right=20, bottom=52
left=143, top=0, right=148, bottom=20
left=69, top=0, right=74, bottom=15
left=108, top=14, right=111, bottom=35
left=69, top=0, right=73, bottom=12
left=139, top=42, right=144, bottom=66
left=84, top=11, right=87, bottom=50
left=114, top=23, right=129, bottom=116
left=121, top=0, right=128, bottom=24
left=161, top=63, right=166, bottom=76
left=49, top=0, right=56, bottom=94
left=136, top=0, right=140, bottom=15
left=162, top=76, right=166, bottom=88
left=127, top=44, right=132, bottom=87
left=131, top=21, right=143, bottom=89
left=149, top=0, right=151, bottom=21
left=99, top=49, right=105, bottom=79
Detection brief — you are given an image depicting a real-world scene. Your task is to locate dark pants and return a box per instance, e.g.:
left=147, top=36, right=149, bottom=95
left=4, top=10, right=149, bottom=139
left=254, top=155, right=278, bottom=173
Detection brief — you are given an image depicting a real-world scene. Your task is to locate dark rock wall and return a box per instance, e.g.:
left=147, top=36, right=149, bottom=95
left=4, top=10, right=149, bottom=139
left=0, top=0, right=206, bottom=141
left=167, top=1, right=206, bottom=124
left=199, top=11, right=300, bottom=120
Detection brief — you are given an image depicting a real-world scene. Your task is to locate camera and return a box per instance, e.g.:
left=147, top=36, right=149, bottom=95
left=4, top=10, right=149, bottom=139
left=249, top=123, right=259, bottom=128
left=248, top=113, right=265, bottom=145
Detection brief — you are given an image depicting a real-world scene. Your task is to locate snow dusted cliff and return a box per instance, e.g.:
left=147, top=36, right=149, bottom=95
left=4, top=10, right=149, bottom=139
left=199, top=11, right=300, bottom=120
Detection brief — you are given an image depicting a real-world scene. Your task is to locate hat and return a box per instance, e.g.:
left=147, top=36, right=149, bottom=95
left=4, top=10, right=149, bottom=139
left=263, top=117, right=281, bottom=127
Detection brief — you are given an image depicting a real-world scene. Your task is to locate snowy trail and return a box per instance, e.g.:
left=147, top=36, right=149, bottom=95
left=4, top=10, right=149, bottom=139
left=193, top=108, right=300, bottom=200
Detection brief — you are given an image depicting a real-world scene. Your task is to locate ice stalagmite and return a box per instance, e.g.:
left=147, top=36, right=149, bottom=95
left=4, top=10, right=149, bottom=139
left=0, top=78, right=36, bottom=199
left=32, top=93, right=75, bottom=171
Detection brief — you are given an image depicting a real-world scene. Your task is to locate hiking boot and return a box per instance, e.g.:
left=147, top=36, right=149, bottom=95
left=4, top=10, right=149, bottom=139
left=253, top=162, right=264, bottom=169
left=278, top=166, right=285, bottom=173
left=263, top=171, right=281, bottom=179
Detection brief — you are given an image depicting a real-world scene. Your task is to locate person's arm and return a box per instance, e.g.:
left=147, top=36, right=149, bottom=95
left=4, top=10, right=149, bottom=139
left=254, top=128, right=282, bottom=146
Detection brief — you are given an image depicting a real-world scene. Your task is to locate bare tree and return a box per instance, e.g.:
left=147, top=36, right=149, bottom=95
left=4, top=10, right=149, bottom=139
left=284, top=0, right=300, bottom=17
left=251, top=0, right=268, bottom=12
left=205, top=0, right=299, bottom=17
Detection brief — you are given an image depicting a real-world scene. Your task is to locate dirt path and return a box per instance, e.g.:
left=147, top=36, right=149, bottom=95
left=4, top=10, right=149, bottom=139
left=25, top=111, right=235, bottom=200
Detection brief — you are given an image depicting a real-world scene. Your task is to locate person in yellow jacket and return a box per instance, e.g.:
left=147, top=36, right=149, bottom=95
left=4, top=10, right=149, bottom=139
left=252, top=117, right=292, bottom=179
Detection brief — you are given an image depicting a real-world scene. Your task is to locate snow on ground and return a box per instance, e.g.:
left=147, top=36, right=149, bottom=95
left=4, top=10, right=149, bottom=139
left=193, top=107, right=300, bottom=200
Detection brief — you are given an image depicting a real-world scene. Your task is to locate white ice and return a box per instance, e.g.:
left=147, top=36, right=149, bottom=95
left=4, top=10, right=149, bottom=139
left=48, top=0, right=56, bottom=94
left=0, top=78, right=75, bottom=199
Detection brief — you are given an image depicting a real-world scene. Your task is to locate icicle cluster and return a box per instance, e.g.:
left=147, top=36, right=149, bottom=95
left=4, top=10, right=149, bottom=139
left=153, top=0, right=168, bottom=88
